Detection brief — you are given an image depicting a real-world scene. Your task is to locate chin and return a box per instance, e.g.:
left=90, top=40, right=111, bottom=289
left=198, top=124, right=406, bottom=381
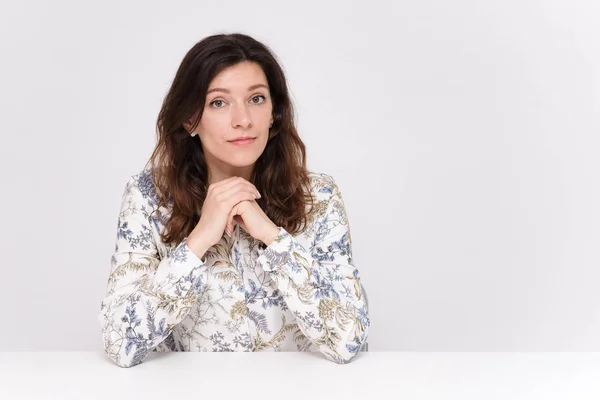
left=225, top=154, right=260, bottom=167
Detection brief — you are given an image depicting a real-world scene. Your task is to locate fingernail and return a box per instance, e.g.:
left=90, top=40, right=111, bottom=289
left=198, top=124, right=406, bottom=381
left=225, top=229, right=231, bottom=237
left=257, top=192, right=262, bottom=198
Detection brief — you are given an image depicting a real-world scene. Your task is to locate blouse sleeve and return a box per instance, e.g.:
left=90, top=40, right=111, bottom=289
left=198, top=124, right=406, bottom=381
left=97, top=176, right=208, bottom=368
left=255, top=176, right=370, bottom=364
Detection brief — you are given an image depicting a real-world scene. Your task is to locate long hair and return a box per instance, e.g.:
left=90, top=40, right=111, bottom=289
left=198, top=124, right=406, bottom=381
left=144, top=33, right=315, bottom=247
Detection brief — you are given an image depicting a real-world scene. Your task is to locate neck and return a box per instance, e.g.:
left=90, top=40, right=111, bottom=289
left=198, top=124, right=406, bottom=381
left=207, top=161, right=255, bottom=185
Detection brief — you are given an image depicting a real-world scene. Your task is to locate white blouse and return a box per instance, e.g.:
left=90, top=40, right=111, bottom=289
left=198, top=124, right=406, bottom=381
left=97, top=169, right=370, bottom=367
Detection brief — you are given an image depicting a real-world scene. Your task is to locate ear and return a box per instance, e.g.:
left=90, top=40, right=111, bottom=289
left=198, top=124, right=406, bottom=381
left=183, top=118, right=191, bottom=133
left=184, top=109, right=200, bottom=132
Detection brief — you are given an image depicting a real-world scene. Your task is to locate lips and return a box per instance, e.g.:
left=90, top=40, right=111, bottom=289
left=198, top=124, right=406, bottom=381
left=229, top=137, right=256, bottom=142
left=228, top=137, right=256, bottom=146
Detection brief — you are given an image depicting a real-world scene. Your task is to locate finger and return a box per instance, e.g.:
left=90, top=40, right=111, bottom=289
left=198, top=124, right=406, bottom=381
left=207, top=176, right=239, bottom=195
left=220, top=184, right=261, bottom=204
left=212, top=178, right=261, bottom=198
left=227, top=180, right=260, bottom=198
left=219, top=189, right=259, bottom=215
left=227, top=211, right=234, bottom=236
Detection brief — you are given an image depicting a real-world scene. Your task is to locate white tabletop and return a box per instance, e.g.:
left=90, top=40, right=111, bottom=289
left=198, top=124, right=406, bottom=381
left=0, top=351, right=599, bottom=399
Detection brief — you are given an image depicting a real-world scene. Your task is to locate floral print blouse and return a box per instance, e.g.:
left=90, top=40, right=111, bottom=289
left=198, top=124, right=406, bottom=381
left=97, top=169, right=370, bottom=368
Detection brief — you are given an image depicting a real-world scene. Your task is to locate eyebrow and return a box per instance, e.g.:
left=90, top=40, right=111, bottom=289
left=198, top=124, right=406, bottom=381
left=206, top=84, right=269, bottom=95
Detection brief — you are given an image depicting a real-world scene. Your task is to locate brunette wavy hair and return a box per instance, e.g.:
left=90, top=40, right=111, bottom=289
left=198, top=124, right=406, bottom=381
left=143, top=33, right=316, bottom=247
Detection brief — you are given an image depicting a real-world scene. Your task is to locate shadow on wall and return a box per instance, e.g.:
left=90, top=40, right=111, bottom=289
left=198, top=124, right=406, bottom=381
left=360, top=282, right=369, bottom=352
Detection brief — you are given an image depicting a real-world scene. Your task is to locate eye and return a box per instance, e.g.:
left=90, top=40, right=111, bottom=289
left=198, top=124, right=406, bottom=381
left=209, top=95, right=266, bottom=109
left=250, top=95, right=266, bottom=104
left=209, top=99, right=225, bottom=108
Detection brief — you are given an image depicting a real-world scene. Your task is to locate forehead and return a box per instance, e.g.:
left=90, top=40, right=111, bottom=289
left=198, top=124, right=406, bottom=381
left=208, top=61, right=268, bottom=90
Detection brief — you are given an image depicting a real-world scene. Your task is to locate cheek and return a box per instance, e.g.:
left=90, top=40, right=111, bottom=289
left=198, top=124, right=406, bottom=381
left=199, top=117, right=229, bottom=142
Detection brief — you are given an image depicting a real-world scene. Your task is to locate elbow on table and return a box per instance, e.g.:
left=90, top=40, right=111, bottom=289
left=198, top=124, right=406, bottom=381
left=115, top=358, right=144, bottom=368
left=102, top=349, right=147, bottom=368
left=323, top=349, right=362, bottom=365
left=322, top=338, right=369, bottom=365
left=330, top=326, right=370, bottom=364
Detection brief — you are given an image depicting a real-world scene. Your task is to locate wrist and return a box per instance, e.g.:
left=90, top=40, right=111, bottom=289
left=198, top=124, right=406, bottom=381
left=186, top=232, right=211, bottom=260
left=262, top=225, right=281, bottom=247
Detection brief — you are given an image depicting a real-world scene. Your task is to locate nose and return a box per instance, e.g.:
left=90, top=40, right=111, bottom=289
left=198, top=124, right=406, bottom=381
left=232, top=103, right=253, bottom=128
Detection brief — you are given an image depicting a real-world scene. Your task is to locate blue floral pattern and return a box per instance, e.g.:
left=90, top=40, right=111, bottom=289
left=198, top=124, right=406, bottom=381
left=98, top=170, right=370, bottom=367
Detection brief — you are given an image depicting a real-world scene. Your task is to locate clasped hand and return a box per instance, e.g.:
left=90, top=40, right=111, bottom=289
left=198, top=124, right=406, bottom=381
left=191, top=176, right=280, bottom=248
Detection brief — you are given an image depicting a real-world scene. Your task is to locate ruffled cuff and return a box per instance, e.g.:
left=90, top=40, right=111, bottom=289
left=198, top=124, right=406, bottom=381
left=153, top=237, right=207, bottom=296
left=255, top=227, right=293, bottom=272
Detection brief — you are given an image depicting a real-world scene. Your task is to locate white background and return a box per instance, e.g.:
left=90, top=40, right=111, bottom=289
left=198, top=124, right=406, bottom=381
left=0, top=0, right=598, bottom=352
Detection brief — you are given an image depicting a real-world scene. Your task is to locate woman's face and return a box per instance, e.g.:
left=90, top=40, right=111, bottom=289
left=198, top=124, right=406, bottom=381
left=186, top=61, right=274, bottom=169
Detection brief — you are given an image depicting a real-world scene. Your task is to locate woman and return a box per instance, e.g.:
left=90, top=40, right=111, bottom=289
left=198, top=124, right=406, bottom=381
left=97, top=33, right=370, bottom=368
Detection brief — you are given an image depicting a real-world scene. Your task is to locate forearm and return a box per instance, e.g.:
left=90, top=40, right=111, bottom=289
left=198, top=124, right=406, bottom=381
left=256, top=228, right=370, bottom=363
left=98, top=238, right=207, bottom=368
left=186, top=231, right=212, bottom=261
